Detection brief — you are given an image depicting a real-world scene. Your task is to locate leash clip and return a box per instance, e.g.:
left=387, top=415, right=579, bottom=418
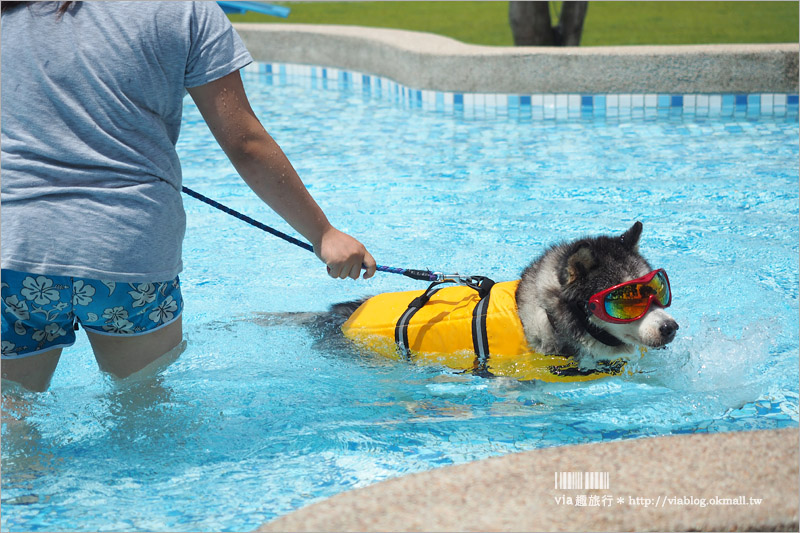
left=431, top=272, right=464, bottom=284
left=432, top=273, right=495, bottom=298
left=432, top=273, right=483, bottom=285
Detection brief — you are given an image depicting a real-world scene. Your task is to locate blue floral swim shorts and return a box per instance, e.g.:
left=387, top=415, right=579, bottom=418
left=1, top=269, right=183, bottom=359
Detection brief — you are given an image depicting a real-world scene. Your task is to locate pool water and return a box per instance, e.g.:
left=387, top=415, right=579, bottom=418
left=2, top=67, right=798, bottom=532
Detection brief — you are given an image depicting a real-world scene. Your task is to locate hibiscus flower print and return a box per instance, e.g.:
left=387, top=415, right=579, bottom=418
left=148, top=296, right=178, bottom=324
left=102, top=306, right=129, bottom=322
left=2, top=341, right=18, bottom=357
left=32, top=323, right=67, bottom=343
left=72, top=280, right=96, bottom=306
left=103, top=318, right=135, bottom=334
left=3, top=294, right=30, bottom=321
left=21, top=276, right=60, bottom=305
left=128, top=283, right=156, bottom=308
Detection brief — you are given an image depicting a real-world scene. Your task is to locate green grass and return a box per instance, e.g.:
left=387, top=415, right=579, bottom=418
left=581, top=1, right=799, bottom=46
left=227, top=1, right=798, bottom=47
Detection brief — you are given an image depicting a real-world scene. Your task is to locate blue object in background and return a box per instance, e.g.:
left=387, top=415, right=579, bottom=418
left=217, top=1, right=290, bottom=18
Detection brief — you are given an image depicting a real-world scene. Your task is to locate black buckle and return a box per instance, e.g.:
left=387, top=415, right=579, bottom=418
left=463, top=276, right=495, bottom=298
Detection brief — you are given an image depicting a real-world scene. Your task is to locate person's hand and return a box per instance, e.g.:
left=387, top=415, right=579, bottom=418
left=315, top=226, right=376, bottom=280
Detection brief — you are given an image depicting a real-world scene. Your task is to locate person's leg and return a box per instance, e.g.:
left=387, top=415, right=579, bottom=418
left=87, top=316, right=184, bottom=379
left=1, top=270, right=76, bottom=392
left=75, top=275, right=186, bottom=380
left=1, top=349, right=63, bottom=392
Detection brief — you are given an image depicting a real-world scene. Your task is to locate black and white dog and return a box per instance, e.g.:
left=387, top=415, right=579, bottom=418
left=514, top=221, right=678, bottom=367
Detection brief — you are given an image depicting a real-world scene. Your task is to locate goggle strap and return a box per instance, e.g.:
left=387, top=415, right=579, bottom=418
left=572, top=302, right=625, bottom=347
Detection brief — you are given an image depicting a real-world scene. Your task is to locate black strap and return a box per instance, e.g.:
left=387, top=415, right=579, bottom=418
left=547, top=358, right=627, bottom=377
left=394, top=281, right=448, bottom=360
left=464, top=276, right=495, bottom=299
left=569, top=302, right=624, bottom=347
left=470, top=282, right=494, bottom=375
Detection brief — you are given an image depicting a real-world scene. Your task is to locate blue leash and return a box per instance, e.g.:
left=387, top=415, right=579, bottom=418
left=182, top=186, right=452, bottom=282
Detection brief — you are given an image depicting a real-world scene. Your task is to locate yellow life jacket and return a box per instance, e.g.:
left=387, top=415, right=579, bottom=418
left=341, top=280, right=627, bottom=382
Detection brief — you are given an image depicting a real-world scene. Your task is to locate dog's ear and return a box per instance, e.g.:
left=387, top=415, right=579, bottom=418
left=563, top=246, right=595, bottom=285
left=620, top=221, right=643, bottom=251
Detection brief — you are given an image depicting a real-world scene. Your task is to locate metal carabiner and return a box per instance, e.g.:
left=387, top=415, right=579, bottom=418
left=432, top=273, right=486, bottom=286
left=429, top=273, right=496, bottom=298
left=431, top=272, right=465, bottom=284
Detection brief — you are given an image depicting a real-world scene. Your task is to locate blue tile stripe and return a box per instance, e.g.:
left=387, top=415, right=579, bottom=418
left=244, top=62, right=799, bottom=119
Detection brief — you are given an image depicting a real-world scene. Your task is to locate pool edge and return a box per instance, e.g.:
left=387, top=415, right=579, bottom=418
left=257, top=427, right=799, bottom=532
left=233, top=24, right=798, bottom=94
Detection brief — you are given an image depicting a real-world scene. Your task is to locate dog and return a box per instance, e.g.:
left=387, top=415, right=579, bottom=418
left=257, top=222, right=678, bottom=381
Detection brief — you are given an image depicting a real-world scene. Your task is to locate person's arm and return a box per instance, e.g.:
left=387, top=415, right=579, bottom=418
left=187, top=70, right=376, bottom=280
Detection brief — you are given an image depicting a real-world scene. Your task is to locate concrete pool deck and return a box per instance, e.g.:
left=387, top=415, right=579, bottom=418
left=260, top=428, right=798, bottom=532
left=239, top=24, right=799, bottom=532
left=234, top=24, right=798, bottom=94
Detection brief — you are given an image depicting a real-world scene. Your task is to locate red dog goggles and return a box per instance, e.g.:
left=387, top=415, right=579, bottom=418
left=587, top=269, right=672, bottom=323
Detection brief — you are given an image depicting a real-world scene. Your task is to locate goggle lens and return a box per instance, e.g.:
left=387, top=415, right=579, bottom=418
left=602, top=270, right=671, bottom=321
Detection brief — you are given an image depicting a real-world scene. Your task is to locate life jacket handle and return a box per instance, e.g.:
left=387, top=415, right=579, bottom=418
left=407, top=275, right=496, bottom=310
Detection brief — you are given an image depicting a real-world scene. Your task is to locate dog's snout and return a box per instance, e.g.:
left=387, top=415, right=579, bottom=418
left=659, top=320, right=679, bottom=342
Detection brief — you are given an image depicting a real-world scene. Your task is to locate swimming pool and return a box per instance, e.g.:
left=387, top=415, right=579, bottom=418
left=2, top=63, right=798, bottom=532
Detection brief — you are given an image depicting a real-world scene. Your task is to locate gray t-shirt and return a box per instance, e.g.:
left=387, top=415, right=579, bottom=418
left=1, top=1, right=252, bottom=282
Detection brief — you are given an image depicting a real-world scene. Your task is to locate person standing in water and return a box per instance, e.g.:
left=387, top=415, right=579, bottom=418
left=1, top=1, right=377, bottom=392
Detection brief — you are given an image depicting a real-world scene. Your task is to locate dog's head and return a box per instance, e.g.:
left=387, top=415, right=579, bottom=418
left=559, top=222, right=678, bottom=351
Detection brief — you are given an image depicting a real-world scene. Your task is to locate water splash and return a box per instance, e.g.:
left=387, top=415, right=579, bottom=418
left=630, top=318, right=790, bottom=412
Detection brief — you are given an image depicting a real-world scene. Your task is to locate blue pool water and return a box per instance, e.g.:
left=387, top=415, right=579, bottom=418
left=2, top=66, right=798, bottom=532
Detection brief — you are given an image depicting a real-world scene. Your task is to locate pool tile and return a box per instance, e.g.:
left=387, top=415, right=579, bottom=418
left=709, top=95, right=722, bottom=114
left=761, top=94, right=774, bottom=114
left=243, top=62, right=799, bottom=121
left=594, top=95, right=606, bottom=111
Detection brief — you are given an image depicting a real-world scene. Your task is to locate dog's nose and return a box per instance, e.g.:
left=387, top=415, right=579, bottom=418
left=659, top=320, right=679, bottom=342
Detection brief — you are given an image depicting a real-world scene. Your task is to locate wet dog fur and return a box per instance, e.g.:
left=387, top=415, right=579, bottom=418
left=514, top=221, right=678, bottom=368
